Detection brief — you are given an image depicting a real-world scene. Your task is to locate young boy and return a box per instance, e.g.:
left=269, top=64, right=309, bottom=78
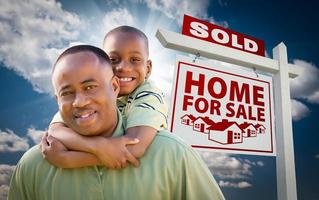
left=43, top=26, right=168, bottom=169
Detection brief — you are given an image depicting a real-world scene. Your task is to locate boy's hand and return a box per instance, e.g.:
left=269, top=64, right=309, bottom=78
left=95, top=136, right=140, bottom=169
left=40, top=132, right=69, bottom=168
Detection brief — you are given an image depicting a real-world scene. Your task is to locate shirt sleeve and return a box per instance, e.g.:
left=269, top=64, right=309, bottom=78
left=8, top=160, right=34, bottom=200
left=50, top=111, right=65, bottom=125
left=177, top=148, right=225, bottom=200
left=125, top=88, right=168, bottom=131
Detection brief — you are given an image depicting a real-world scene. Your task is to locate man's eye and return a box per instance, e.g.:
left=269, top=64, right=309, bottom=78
left=85, top=85, right=97, bottom=90
left=61, top=91, right=73, bottom=97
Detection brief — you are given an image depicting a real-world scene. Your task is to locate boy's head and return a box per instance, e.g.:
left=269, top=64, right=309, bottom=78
left=103, top=26, right=152, bottom=96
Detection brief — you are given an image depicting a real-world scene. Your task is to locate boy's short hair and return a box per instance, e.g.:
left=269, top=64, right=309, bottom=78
left=103, top=26, right=149, bottom=55
left=52, top=45, right=111, bottom=73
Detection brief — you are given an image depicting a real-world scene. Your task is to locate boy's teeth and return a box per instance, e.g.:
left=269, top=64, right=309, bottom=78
left=120, top=77, right=133, bottom=82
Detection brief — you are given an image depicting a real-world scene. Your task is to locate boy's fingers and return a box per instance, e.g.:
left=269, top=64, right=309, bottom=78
left=125, top=151, right=139, bottom=167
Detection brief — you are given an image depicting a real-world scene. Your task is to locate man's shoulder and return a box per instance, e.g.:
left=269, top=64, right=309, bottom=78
left=17, top=145, right=45, bottom=168
left=152, top=131, right=195, bottom=155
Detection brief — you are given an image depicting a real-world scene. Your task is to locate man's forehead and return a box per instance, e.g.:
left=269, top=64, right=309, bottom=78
left=52, top=52, right=112, bottom=90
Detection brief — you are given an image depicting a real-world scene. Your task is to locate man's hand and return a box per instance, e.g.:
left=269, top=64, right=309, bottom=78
left=95, top=136, right=140, bottom=169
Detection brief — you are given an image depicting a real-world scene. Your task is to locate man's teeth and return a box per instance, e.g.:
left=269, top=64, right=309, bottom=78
left=120, top=77, right=133, bottom=82
left=77, top=112, right=95, bottom=118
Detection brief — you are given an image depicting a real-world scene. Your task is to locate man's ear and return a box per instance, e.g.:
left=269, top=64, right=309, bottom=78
left=146, top=60, right=152, bottom=79
left=111, top=76, right=120, bottom=96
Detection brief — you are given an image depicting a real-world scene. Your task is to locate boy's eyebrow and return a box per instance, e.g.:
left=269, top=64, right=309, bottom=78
left=129, top=51, right=142, bottom=55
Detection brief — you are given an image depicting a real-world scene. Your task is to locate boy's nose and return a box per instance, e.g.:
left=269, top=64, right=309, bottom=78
left=115, top=61, right=130, bottom=72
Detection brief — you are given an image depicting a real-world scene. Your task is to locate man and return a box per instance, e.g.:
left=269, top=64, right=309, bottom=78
left=8, top=45, right=225, bottom=200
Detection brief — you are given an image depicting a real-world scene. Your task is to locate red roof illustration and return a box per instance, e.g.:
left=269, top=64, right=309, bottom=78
left=208, top=119, right=241, bottom=131
left=194, top=116, right=215, bottom=125
left=180, top=114, right=197, bottom=121
left=239, top=122, right=256, bottom=130
left=255, top=124, right=266, bottom=129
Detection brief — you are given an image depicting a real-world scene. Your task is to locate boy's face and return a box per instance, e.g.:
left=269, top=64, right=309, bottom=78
left=103, top=32, right=152, bottom=96
left=52, top=51, right=120, bottom=137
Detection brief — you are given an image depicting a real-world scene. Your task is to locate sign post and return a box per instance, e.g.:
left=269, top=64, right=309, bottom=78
left=156, top=15, right=302, bottom=200
left=273, top=43, right=297, bottom=200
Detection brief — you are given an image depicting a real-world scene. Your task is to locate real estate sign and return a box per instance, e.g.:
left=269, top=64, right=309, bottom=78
left=170, top=56, right=276, bottom=156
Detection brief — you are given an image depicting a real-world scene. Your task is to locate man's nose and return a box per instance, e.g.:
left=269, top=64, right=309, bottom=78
left=72, top=93, right=90, bottom=108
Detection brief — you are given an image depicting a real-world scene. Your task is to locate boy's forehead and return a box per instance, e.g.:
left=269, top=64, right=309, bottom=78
left=103, top=32, right=148, bottom=53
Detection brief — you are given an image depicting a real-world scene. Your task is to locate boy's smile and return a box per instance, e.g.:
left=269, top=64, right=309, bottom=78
left=103, top=31, right=152, bottom=96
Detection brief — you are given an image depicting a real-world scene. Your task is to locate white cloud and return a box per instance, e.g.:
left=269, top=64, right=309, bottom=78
left=290, top=59, right=319, bottom=104
left=0, top=0, right=82, bottom=93
left=0, top=185, right=9, bottom=200
left=103, top=8, right=135, bottom=33
left=0, top=165, right=15, bottom=200
left=0, top=129, right=29, bottom=152
left=144, top=0, right=209, bottom=23
left=199, top=152, right=263, bottom=179
left=27, top=128, right=45, bottom=145
left=219, top=180, right=252, bottom=188
left=291, top=99, right=310, bottom=121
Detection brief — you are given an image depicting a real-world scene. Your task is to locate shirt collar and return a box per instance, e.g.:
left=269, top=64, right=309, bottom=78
left=111, top=109, right=125, bottom=137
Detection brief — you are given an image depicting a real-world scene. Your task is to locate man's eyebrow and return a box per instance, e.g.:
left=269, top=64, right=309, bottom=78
left=59, top=85, right=71, bottom=93
left=81, top=78, right=98, bottom=84
left=58, top=79, right=97, bottom=93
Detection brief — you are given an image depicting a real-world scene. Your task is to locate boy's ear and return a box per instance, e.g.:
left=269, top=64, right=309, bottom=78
left=111, top=76, right=120, bottom=96
left=146, top=60, right=152, bottom=79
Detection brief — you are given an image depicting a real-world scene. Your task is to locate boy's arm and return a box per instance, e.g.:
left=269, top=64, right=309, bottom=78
left=48, top=123, right=140, bottom=169
left=41, top=132, right=101, bottom=168
left=125, top=126, right=157, bottom=158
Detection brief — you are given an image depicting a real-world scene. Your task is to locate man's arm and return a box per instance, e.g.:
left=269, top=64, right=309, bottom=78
left=178, top=147, right=225, bottom=200
left=8, top=162, right=32, bottom=200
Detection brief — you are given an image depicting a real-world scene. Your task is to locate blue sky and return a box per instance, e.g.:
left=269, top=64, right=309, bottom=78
left=0, top=0, right=318, bottom=199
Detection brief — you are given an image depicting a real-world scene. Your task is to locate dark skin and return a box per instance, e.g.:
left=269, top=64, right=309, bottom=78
left=41, top=31, right=158, bottom=169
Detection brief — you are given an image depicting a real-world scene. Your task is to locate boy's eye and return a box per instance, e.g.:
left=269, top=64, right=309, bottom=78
left=131, top=57, right=141, bottom=62
left=110, top=57, right=119, bottom=63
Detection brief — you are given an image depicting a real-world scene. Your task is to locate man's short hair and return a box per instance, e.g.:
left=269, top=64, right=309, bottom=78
left=103, top=26, right=149, bottom=55
left=52, top=45, right=111, bottom=73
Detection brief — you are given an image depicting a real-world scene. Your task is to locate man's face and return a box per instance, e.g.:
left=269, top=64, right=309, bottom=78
left=103, top=32, right=152, bottom=96
left=52, top=52, right=119, bottom=136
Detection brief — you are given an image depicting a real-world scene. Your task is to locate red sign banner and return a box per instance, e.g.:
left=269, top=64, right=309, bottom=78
left=182, top=15, right=265, bottom=56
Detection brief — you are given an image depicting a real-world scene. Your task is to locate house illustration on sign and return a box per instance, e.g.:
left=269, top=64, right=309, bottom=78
left=239, top=122, right=257, bottom=137
left=208, top=119, right=243, bottom=144
left=180, top=114, right=196, bottom=126
left=192, top=116, right=214, bottom=134
left=255, top=124, right=266, bottom=134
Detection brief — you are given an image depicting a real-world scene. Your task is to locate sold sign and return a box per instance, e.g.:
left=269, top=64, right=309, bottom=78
left=182, top=15, right=265, bottom=56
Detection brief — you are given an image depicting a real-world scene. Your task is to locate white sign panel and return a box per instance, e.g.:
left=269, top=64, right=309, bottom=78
left=170, top=55, right=276, bottom=156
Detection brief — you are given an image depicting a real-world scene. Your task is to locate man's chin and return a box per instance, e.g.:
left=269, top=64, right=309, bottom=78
left=72, top=126, right=100, bottom=136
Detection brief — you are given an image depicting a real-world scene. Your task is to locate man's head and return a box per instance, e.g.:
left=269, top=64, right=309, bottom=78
left=103, top=26, right=152, bottom=96
left=52, top=45, right=120, bottom=137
